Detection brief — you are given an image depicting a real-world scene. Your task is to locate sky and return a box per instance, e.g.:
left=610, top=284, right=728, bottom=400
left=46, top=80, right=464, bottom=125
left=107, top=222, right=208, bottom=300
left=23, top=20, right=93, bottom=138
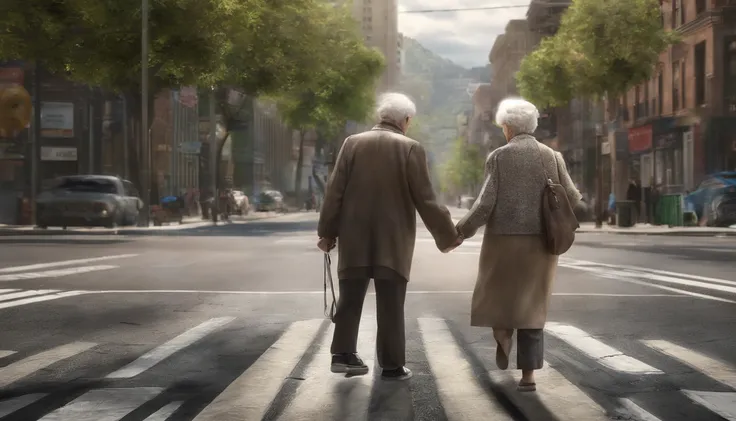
left=397, top=0, right=530, bottom=69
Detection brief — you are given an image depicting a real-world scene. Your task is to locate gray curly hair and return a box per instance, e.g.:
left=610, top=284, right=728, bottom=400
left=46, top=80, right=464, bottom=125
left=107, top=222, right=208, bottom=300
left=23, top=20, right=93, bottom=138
left=495, top=97, right=539, bottom=135
left=375, top=93, right=417, bottom=125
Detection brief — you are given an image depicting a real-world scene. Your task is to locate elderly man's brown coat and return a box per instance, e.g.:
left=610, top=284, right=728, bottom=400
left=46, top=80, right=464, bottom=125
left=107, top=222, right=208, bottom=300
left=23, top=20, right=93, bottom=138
left=318, top=122, right=457, bottom=282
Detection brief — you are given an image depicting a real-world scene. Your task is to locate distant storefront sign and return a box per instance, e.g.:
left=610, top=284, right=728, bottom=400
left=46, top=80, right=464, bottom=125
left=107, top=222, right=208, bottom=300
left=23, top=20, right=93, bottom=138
left=179, top=141, right=202, bottom=154
left=41, top=146, right=77, bottom=161
left=628, top=124, right=653, bottom=154
left=40, top=102, right=74, bottom=138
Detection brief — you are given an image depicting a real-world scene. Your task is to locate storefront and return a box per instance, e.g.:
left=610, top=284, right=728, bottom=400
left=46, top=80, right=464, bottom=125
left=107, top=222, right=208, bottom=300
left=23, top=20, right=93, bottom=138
left=0, top=61, right=28, bottom=224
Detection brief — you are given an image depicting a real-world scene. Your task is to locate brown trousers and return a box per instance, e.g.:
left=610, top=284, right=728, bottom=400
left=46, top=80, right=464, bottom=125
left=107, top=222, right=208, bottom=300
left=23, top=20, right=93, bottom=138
left=330, top=278, right=407, bottom=370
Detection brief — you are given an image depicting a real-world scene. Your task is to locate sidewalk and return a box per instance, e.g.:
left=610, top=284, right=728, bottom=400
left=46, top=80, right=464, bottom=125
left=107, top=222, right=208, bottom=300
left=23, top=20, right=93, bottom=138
left=448, top=206, right=735, bottom=236
left=0, top=212, right=285, bottom=236
left=577, top=222, right=736, bottom=236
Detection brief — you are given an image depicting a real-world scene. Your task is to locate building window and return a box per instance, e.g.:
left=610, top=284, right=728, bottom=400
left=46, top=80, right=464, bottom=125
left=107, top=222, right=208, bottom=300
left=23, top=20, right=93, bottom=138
left=672, top=61, right=681, bottom=110
left=726, top=38, right=736, bottom=112
left=695, top=41, right=707, bottom=106
left=644, top=80, right=650, bottom=118
left=657, top=72, right=663, bottom=114
left=673, top=0, right=683, bottom=27
left=695, top=0, right=706, bottom=14
left=634, top=85, right=641, bottom=119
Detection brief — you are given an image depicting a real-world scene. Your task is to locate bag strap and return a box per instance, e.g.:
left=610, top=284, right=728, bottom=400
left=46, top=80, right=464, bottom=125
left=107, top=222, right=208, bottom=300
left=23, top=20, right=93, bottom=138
left=323, top=252, right=337, bottom=322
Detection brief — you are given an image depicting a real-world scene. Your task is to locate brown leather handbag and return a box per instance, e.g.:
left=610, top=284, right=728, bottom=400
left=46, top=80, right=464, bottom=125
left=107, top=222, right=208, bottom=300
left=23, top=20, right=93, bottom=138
left=533, top=142, right=580, bottom=255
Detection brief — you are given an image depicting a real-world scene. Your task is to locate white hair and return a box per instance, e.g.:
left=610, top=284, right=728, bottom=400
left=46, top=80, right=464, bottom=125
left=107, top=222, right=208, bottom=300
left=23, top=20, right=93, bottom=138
left=375, top=92, right=416, bottom=125
left=494, top=97, right=539, bottom=135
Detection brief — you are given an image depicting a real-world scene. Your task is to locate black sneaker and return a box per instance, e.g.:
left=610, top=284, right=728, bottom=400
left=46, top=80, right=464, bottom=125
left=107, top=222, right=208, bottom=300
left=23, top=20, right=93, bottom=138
left=331, top=353, right=369, bottom=375
left=381, top=366, right=413, bottom=381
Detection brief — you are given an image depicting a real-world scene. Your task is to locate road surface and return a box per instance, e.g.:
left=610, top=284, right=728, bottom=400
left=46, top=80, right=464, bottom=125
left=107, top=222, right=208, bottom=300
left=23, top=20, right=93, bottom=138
left=0, top=211, right=734, bottom=421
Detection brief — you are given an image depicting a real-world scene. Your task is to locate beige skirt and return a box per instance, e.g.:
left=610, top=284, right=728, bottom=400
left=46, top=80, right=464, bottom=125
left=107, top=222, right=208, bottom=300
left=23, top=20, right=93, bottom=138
left=470, top=234, right=558, bottom=329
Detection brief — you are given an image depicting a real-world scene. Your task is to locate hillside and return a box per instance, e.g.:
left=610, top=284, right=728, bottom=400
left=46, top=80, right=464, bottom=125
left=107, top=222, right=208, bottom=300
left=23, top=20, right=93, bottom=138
left=399, top=37, right=491, bottom=164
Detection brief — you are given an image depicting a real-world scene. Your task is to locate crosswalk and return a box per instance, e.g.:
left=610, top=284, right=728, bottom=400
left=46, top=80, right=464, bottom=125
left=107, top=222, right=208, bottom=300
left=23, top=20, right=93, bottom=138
left=0, top=315, right=734, bottom=420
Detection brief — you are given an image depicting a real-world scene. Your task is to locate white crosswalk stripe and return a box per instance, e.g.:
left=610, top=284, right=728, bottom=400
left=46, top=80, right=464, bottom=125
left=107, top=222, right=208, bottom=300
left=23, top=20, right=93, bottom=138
left=0, top=255, right=134, bottom=309
left=0, top=317, right=733, bottom=420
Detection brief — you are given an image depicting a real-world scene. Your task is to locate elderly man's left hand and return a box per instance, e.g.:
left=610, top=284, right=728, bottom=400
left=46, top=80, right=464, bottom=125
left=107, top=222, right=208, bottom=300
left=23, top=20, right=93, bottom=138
left=318, top=237, right=336, bottom=253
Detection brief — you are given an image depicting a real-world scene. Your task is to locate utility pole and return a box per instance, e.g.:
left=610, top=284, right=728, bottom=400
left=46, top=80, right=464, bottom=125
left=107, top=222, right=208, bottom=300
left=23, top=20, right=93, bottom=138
left=595, top=124, right=604, bottom=228
left=139, top=0, right=150, bottom=226
left=30, top=64, right=41, bottom=226
left=122, top=94, right=129, bottom=179
left=209, top=88, right=218, bottom=223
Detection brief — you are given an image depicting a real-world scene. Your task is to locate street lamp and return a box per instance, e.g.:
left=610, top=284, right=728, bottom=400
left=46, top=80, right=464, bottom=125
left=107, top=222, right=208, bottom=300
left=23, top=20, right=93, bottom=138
left=140, top=0, right=150, bottom=226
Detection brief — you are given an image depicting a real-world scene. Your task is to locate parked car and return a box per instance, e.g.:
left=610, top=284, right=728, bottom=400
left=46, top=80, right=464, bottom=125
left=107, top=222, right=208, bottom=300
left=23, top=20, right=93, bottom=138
left=35, top=175, right=143, bottom=229
left=685, top=171, right=736, bottom=227
left=255, top=190, right=284, bottom=212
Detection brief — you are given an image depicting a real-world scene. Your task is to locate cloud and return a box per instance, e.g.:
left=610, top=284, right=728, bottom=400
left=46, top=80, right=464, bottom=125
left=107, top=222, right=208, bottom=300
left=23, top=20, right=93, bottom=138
left=398, top=0, right=530, bottom=68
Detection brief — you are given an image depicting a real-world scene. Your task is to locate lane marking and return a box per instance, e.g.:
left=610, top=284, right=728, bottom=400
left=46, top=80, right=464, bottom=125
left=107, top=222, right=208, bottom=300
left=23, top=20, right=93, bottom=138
left=561, top=258, right=736, bottom=286
left=618, top=398, right=663, bottom=421
left=642, top=340, right=736, bottom=389
left=144, top=401, right=184, bottom=421
left=39, top=387, right=163, bottom=421
left=0, top=394, right=47, bottom=418
left=0, top=254, right=137, bottom=274
left=418, top=318, right=514, bottom=421
left=107, top=317, right=235, bottom=379
left=80, top=289, right=688, bottom=297
left=0, top=289, right=20, bottom=295
left=545, top=323, right=662, bottom=374
left=193, top=319, right=323, bottom=421
left=681, top=391, right=736, bottom=420
left=488, top=364, right=609, bottom=420
left=0, top=342, right=97, bottom=388
left=559, top=264, right=736, bottom=304
left=0, top=350, right=16, bottom=359
left=0, top=291, right=87, bottom=310
left=278, top=318, right=377, bottom=421
left=0, top=290, right=59, bottom=302
left=0, top=266, right=119, bottom=282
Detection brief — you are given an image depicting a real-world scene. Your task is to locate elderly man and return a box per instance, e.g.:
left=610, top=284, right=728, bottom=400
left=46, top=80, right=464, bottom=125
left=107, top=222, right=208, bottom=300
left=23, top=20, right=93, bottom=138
left=317, top=93, right=460, bottom=381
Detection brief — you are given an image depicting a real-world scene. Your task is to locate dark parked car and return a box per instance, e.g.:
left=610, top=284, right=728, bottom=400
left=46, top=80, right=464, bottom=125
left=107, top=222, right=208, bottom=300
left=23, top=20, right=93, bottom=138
left=35, top=175, right=143, bottom=229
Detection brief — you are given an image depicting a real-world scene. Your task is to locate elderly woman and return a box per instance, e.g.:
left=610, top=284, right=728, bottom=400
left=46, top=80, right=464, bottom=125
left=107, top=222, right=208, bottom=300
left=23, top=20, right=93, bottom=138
left=455, top=98, right=581, bottom=391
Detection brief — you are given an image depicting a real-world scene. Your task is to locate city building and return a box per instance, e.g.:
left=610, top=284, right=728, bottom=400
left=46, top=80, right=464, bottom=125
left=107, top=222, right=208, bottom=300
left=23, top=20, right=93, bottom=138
left=0, top=63, right=107, bottom=224
left=352, top=0, right=400, bottom=91
left=609, top=0, right=736, bottom=200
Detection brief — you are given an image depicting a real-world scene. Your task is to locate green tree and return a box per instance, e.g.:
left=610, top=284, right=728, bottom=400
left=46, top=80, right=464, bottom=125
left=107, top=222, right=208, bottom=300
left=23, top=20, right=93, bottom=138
left=274, top=3, right=384, bottom=204
left=516, top=0, right=678, bottom=107
left=440, top=137, right=485, bottom=195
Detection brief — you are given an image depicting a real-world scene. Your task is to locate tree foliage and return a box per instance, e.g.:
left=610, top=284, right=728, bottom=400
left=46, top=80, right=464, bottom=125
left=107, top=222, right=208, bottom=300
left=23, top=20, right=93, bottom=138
left=440, top=137, right=486, bottom=194
left=274, top=4, right=384, bottom=132
left=516, top=0, right=678, bottom=107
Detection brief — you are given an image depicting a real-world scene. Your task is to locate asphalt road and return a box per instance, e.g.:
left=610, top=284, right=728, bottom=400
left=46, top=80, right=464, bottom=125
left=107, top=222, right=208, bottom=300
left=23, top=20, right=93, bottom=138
left=0, top=211, right=734, bottom=421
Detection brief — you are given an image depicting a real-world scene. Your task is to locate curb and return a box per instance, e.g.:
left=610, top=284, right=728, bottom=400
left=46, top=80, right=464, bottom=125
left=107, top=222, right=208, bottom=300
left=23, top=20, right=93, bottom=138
left=577, top=228, right=736, bottom=237
left=0, top=212, right=287, bottom=237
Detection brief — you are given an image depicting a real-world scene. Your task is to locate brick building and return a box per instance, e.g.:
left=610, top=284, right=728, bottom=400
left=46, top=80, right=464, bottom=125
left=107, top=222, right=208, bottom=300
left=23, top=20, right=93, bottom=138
left=609, top=0, right=736, bottom=199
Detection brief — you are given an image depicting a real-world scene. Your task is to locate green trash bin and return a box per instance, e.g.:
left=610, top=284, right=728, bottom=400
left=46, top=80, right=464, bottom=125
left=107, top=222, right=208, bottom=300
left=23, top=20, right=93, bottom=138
left=616, top=200, right=636, bottom=228
left=656, top=194, right=684, bottom=227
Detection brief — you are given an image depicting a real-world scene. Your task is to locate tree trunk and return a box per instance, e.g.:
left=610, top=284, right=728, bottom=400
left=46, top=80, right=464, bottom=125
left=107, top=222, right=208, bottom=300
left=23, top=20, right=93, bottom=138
left=294, top=130, right=306, bottom=208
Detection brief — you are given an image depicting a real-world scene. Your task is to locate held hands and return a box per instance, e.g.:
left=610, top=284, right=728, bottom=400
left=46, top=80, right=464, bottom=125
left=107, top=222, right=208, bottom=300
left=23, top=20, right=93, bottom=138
left=317, top=237, right=336, bottom=253
left=441, top=231, right=464, bottom=253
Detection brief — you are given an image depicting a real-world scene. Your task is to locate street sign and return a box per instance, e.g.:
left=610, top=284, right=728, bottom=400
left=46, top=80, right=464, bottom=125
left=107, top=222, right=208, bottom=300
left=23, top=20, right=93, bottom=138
left=179, top=141, right=202, bottom=154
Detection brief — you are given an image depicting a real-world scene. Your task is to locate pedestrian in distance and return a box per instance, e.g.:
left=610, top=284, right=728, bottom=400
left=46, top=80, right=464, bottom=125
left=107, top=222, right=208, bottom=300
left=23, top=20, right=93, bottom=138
left=317, top=92, right=462, bottom=381
left=453, top=98, right=582, bottom=392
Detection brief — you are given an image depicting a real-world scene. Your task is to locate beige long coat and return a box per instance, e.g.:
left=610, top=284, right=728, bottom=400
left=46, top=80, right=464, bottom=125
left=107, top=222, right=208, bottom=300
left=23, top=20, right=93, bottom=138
left=318, top=122, right=457, bottom=282
left=457, top=134, right=582, bottom=329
